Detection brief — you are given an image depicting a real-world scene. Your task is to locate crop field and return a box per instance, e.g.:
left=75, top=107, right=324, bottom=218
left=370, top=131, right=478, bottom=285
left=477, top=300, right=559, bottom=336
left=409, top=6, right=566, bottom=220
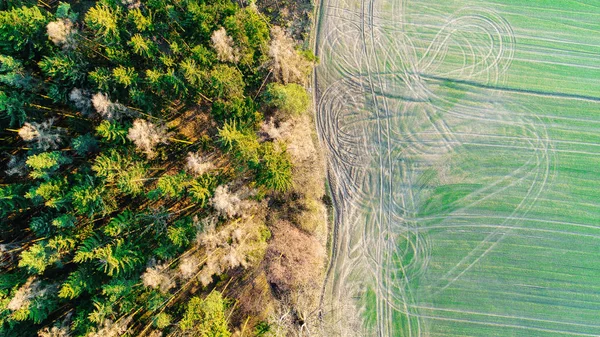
left=315, top=0, right=600, bottom=336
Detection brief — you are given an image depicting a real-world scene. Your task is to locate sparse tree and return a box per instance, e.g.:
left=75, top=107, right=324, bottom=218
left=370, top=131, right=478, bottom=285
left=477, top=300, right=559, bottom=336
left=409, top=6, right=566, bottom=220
left=69, top=88, right=92, bottom=114
left=265, top=220, right=324, bottom=293
left=210, top=185, right=242, bottom=218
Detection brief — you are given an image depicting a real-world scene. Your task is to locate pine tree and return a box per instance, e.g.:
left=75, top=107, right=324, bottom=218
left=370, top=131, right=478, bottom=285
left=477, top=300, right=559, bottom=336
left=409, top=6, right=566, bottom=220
left=84, top=4, right=121, bottom=44
left=180, top=292, right=231, bottom=336
left=0, top=5, right=49, bottom=55
left=112, top=66, right=138, bottom=88
left=96, top=120, right=129, bottom=144
left=218, top=120, right=260, bottom=165
left=263, top=83, right=310, bottom=117
left=0, top=90, right=26, bottom=126
left=128, top=34, right=155, bottom=58
left=70, top=176, right=114, bottom=217
left=26, top=151, right=71, bottom=180
left=38, top=54, right=84, bottom=84
left=256, top=142, right=293, bottom=192
left=0, top=54, right=32, bottom=89
left=155, top=172, right=190, bottom=199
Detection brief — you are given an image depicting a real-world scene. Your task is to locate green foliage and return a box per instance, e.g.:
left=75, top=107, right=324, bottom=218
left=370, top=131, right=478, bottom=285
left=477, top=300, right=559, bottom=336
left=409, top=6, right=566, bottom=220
left=0, top=90, right=26, bottom=126
left=92, top=150, right=147, bottom=195
left=189, top=174, right=216, bottom=206
left=74, top=237, right=141, bottom=276
left=153, top=312, right=172, bottom=329
left=180, top=57, right=204, bottom=88
left=25, top=177, right=68, bottom=208
left=70, top=176, right=114, bottom=217
left=212, top=97, right=260, bottom=126
left=59, top=266, right=95, bottom=299
left=180, top=291, right=231, bottom=336
left=223, top=7, right=270, bottom=67
left=263, top=83, right=310, bottom=116
left=103, top=210, right=137, bottom=237
left=29, top=214, right=52, bottom=236
left=155, top=172, right=190, bottom=199
left=72, top=133, right=99, bottom=156
left=256, top=143, right=293, bottom=192
left=96, top=120, right=129, bottom=144
left=85, top=4, right=121, bottom=44
left=129, top=34, right=155, bottom=58
left=128, top=8, right=152, bottom=32
left=254, top=321, right=271, bottom=336
left=0, top=184, right=27, bottom=217
left=18, top=242, right=55, bottom=274
left=88, top=67, right=112, bottom=91
left=0, top=5, right=48, bottom=55
left=0, top=0, right=314, bottom=333
left=38, top=55, right=84, bottom=84
left=112, top=66, right=138, bottom=88
left=52, top=214, right=76, bottom=229
left=209, top=64, right=245, bottom=99
left=0, top=54, right=31, bottom=88
left=218, top=121, right=260, bottom=166
left=26, top=152, right=72, bottom=180
left=55, top=2, right=78, bottom=22
left=167, top=218, right=195, bottom=248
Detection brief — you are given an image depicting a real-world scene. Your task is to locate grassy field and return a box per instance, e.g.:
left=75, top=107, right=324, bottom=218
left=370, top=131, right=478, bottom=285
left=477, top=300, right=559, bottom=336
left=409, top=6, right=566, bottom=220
left=315, top=0, right=600, bottom=336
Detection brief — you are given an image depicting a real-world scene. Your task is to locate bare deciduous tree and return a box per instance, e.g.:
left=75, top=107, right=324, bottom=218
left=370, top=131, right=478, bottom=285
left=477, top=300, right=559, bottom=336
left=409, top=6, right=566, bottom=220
left=7, top=277, right=42, bottom=311
left=268, top=26, right=312, bottom=84
left=185, top=152, right=215, bottom=176
left=92, top=92, right=126, bottom=120
left=46, top=19, right=76, bottom=49
left=210, top=185, right=245, bottom=218
left=127, top=119, right=169, bottom=157
left=18, top=119, right=63, bottom=150
left=141, top=263, right=175, bottom=293
left=211, top=27, right=239, bottom=63
left=178, top=255, right=201, bottom=280
left=86, top=315, right=133, bottom=337
left=69, top=88, right=92, bottom=114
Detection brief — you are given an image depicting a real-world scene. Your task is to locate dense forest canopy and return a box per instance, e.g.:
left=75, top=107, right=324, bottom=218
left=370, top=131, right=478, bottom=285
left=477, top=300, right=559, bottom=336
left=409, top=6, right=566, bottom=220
left=0, top=0, right=325, bottom=336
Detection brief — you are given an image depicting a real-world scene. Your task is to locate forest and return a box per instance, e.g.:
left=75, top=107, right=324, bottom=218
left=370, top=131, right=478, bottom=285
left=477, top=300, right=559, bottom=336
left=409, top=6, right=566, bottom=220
left=0, top=0, right=327, bottom=336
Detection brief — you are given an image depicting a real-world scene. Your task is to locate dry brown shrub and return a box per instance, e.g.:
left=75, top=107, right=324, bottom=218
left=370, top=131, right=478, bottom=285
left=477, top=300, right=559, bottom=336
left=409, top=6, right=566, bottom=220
left=293, top=197, right=327, bottom=234
left=265, top=220, right=325, bottom=294
left=237, top=272, right=275, bottom=319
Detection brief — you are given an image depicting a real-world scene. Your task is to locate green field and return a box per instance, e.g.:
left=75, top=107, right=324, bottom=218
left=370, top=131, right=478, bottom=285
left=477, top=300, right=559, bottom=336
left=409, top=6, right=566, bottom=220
left=316, top=0, right=600, bottom=336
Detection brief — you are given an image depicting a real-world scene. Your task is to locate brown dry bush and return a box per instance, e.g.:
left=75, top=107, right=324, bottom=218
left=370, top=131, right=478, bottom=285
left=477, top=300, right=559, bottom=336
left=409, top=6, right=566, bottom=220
left=265, top=220, right=325, bottom=294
